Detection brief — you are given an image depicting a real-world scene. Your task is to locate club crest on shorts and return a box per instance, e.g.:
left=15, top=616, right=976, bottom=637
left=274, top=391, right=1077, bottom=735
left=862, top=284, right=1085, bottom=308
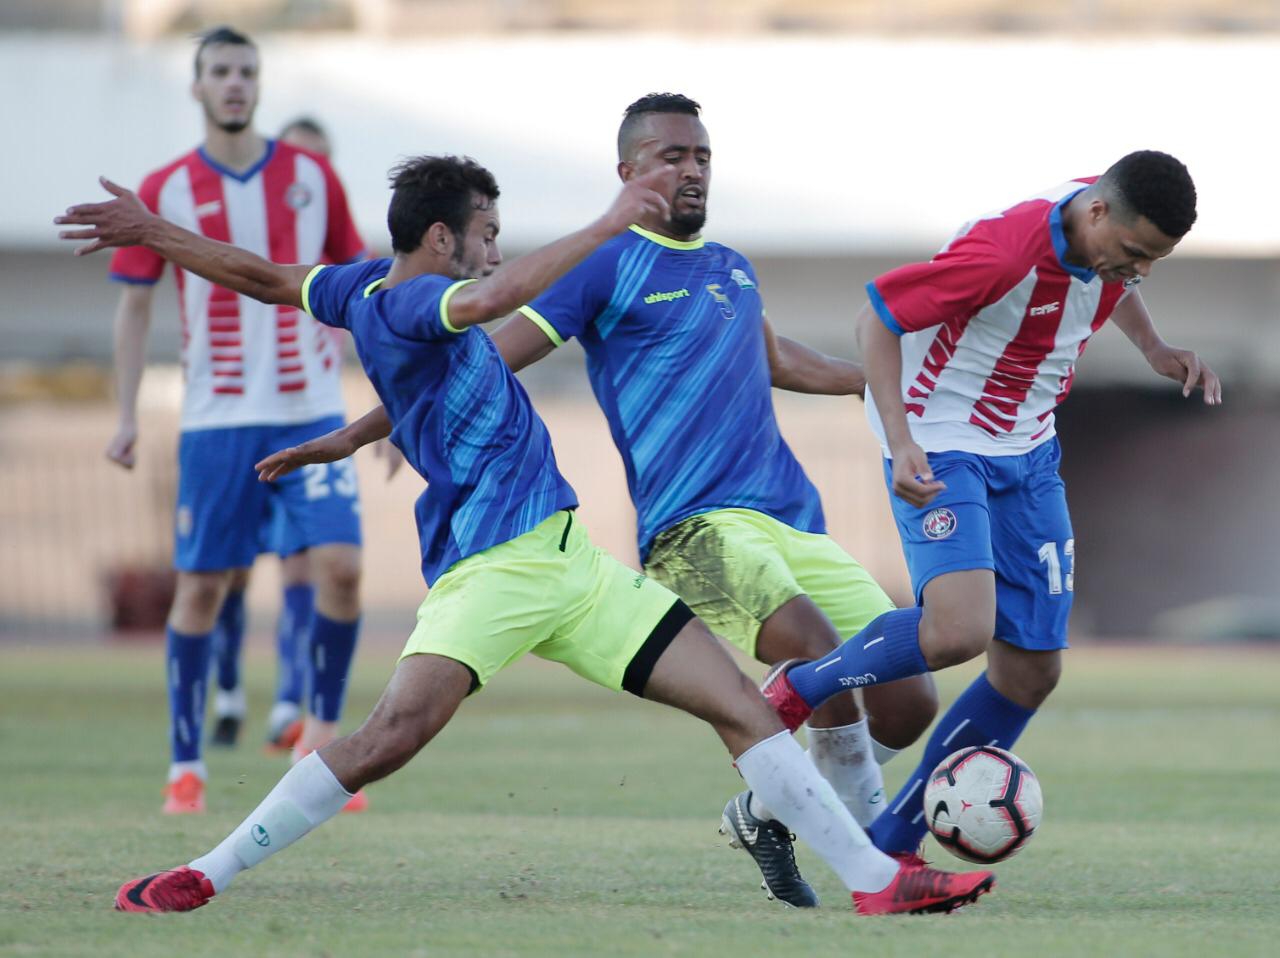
left=922, top=507, right=957, bottom=540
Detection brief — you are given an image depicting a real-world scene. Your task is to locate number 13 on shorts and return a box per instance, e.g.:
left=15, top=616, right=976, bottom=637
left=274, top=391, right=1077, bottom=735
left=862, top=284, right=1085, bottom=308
left=1037, top=539, right=1075, bottom=595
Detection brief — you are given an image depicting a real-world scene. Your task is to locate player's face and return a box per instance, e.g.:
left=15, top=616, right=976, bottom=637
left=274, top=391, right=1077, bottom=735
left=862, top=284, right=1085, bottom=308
left=623, top=114, right=711, bottom=236
left=193, top=44, right=260, bottom=134
left=451, top=198, right=503, bottom=280
left=1084, top=203, right=1180, bottom=284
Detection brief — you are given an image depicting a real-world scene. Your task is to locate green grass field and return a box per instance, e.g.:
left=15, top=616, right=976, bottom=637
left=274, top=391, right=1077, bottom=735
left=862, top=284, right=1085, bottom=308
left=2, top=641, right=1278, bottom=957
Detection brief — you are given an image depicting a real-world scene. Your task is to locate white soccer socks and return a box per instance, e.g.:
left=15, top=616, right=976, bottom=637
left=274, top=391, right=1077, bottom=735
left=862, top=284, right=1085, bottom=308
left=188, top=752, right=354, bottom=892
left=735, top=730, right=897, bottom=894
left=807, top=720, right=887, bottom=829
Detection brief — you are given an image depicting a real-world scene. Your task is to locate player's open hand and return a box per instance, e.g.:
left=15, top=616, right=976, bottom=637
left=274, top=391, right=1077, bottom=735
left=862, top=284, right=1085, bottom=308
left=54, top=177, right=156, bottom=256
left=889, top=441, right=946, bottom=508
left=255, top=430, right=357, bottom=482
left=105, top=422, right=138, bottom=470
left=1144, top=343, right=1222, bottom=405
left=601, top=166, right=675, bottom=234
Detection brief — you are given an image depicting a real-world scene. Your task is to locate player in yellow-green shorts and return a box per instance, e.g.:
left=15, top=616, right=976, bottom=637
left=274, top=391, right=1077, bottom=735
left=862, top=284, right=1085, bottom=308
left=271, top=96, right=948, bottom=907
left=65, top=153, right=995, bottom=916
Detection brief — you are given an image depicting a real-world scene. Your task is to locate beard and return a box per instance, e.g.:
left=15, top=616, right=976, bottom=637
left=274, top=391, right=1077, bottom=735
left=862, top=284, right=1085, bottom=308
left=669, top=206, right=707, bottom=236
left=202, top=99, right=252, bottom=135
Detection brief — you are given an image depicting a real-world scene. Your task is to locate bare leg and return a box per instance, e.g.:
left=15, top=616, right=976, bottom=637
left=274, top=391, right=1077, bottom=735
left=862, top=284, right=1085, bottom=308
left=186, top=653, right=471, bottom=894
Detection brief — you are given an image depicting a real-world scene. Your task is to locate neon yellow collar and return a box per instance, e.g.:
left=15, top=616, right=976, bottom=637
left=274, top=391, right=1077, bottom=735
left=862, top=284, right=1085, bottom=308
left=629, top=224, right=704, bottom=250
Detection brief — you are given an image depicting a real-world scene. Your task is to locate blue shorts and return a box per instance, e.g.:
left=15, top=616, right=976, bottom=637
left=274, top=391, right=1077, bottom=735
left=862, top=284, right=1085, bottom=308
left=883, top=438, right=1073, bottom=651
left=175, top=416, right=361, bottom=572
left=258, top=496, right=306, bottom=558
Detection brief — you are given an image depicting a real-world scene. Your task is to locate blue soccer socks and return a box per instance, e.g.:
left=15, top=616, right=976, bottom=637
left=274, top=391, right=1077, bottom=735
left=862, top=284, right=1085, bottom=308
left=212, top=589, right=246, bottom=694
left=167, top=626, right=213, bottom=763
left=275, top=583, right=315, bottom=706
left=309, top=613, right=359, bottom=723
left=787, top=608, right=929, bottom=708
left=868, top=672, right=1035, bottom=854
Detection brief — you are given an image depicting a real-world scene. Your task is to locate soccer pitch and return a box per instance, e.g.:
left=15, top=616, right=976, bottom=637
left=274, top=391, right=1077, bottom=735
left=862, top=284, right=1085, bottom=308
left=2, top=641, right=1277, bottom=957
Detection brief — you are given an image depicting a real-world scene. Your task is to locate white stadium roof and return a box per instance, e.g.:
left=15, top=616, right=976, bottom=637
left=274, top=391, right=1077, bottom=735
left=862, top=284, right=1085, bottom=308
left=12, top=33, right=1280, bottom=255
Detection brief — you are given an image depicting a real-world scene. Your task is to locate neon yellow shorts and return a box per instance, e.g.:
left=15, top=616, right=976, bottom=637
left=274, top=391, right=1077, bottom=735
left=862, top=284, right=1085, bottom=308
left=644, top=508, right=893, bottom=658
left=401, top=511, right=688, bottom=694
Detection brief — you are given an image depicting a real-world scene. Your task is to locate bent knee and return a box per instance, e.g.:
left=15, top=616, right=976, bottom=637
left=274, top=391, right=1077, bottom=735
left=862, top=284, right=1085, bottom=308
left=919, top=605, right=992, bottom=668
left=312, top=551, right=362, bottom=606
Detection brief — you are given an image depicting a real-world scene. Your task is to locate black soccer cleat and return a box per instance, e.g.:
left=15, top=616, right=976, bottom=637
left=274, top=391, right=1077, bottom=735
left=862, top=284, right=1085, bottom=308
left=210, top=714, right=241, bottom=748
left=719, top=790, right=819, bottom=908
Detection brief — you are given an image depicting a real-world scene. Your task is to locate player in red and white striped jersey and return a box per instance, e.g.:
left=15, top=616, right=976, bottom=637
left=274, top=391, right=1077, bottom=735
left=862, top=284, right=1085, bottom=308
left=105, top=27, right=367, bottom=815
left=759, top=152, right=1222, bottom=863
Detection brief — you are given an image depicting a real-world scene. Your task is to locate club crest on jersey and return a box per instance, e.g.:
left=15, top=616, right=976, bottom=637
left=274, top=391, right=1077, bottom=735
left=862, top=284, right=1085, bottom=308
left=285, top=182, right=314, bottom=211
left=705, top=284, right=736, bottom=320
left=730, top=268, right=755, bottom=289
left=922, top=507, right=957, bottom=540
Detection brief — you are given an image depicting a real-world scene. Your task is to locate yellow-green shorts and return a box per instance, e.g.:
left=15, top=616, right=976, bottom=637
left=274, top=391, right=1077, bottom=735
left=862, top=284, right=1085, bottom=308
left=401, top=511, right=691, bottom=694
left=644, top=508, right=893, bottom=659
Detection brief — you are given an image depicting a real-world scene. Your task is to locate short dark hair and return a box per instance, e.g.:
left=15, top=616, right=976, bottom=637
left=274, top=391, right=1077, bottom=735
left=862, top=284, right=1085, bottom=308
left=386, top=155, right=500, bottom=255
left=1101, top=151, right=1197, bottom=239
left=618, top=93, right=702, bottom=160
left=194, top=25, right=255, bottom=79
left=279, top=116, right=326, bottom=140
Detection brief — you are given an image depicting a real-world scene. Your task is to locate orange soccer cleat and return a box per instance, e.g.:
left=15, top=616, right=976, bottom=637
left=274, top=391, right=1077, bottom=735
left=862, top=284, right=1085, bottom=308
left=162, top=771, right=206, bottom=815
left=114, top=867, right=215, bottom=913
left=759, top=659, right=814, bottom=733
left=852, top=858, right=995, bottom=915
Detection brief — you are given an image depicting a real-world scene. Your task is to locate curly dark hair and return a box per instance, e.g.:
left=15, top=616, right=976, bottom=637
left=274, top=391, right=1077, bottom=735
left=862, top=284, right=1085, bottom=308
left=385, top=155, right=500, bottom=255
left=617, top=93, right=702, bottom=160
left=193, top=25, right=254, bottom=79
left=1102, top=151, right=1197, bottom=239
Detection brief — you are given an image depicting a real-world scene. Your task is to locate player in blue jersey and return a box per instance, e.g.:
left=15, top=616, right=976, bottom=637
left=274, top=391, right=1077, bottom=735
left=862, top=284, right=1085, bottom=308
left=60, top=156, right=993, bottom=915
left=258, top=94, right=946, bottom=907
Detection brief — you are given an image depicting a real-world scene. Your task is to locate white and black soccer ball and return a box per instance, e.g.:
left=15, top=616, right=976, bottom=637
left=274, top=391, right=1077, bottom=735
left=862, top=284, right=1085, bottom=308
left=923, top=746, right=1043, bottom=864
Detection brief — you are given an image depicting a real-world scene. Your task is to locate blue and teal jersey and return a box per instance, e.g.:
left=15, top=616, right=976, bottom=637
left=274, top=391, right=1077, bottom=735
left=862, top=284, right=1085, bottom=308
left=302, top=259, right=577, bottom=584
left=523, top=226, right=824, bottom=560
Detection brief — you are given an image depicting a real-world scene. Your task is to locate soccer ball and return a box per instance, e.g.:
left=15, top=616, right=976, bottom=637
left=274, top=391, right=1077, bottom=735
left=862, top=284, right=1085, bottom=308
left=923, top=746, right=1043, bottom=864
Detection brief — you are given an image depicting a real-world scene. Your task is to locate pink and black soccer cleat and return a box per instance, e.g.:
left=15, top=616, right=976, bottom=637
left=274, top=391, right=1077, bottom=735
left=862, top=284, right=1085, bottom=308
left=759, top=658, right=813, bottom=733
left=162, top=771, right=205, bottom=815
left=852, top=859, right=995, bottom=915
left=114, top=867, right=215, bottom=913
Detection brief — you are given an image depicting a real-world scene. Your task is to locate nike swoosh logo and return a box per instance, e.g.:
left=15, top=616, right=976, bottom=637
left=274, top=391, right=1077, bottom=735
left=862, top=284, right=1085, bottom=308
left=125, top=874, right=157, bottom=908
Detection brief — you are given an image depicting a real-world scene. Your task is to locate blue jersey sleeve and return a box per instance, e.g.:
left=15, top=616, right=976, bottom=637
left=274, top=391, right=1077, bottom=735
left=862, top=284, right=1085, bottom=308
left=519, top=242, right=621, bottom=346
left=378, top=275, right=477, bottom=341
left=302, top=259, right=392, bottom=329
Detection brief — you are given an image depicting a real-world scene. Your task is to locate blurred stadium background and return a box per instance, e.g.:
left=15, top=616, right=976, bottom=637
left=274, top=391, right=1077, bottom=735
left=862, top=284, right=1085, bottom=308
left=2, top=0, right=1279, bottom=644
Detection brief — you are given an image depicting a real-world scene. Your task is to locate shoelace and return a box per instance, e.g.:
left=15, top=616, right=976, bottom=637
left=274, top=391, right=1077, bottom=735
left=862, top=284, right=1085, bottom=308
left=762, top=821, right=802, bottom=872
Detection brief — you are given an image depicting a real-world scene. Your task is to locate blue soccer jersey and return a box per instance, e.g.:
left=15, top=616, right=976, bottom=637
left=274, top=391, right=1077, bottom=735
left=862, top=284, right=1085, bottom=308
left=302, top=259, right=577, bottom=584
left=522, top=226, right=824, bottom=559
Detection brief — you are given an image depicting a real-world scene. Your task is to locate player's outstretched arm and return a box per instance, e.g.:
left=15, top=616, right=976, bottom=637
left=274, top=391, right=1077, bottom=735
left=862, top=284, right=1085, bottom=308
left=764, top=317, right=866, bottom=396
left=445, top=166, right=673, bottom=330
left=857, top=303, right=945, bottom=507
left=56, top=177, right=313, bottom=310
left=1111, top=290, right=1222, bottom=405
left=491, top=312, right=559, bottom=372
left=255, top=405, right=393, bottom=481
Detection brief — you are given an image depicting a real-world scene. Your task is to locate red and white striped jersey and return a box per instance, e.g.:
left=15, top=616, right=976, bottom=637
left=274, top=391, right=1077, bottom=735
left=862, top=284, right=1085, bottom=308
left=864, top=177, right=1128, bottom=456
left=110, top=141, right=366, bottom=431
